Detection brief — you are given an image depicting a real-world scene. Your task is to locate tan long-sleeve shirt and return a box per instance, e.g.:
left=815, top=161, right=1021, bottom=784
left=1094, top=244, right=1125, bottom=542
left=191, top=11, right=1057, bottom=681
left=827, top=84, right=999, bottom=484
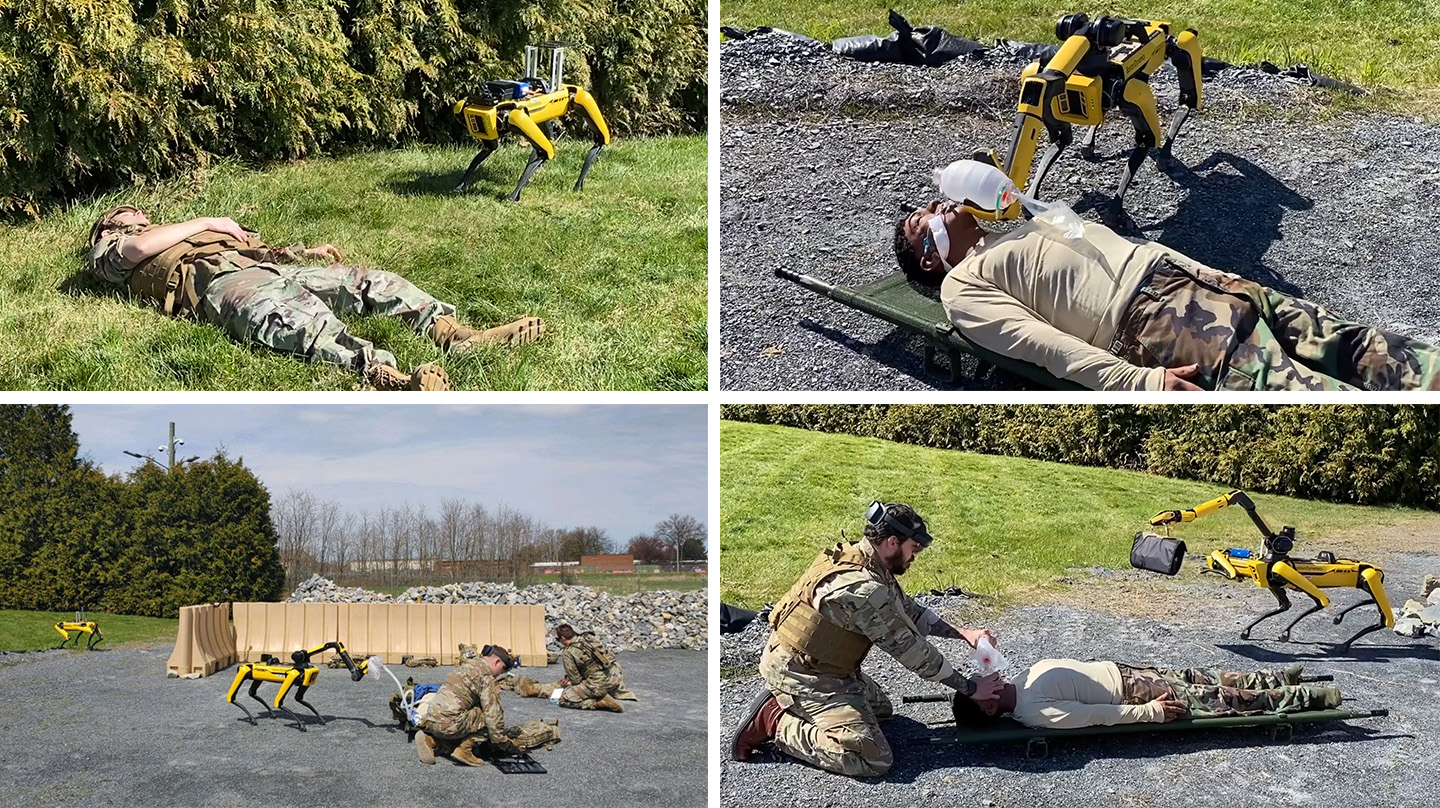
left=1012, top=659, right=1164, bottom=728
left=939, top=219, right=1213, bottom=391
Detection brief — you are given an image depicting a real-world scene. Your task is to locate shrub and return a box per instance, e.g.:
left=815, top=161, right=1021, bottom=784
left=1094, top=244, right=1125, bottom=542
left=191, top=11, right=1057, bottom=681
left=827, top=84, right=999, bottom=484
left=0, top=0, right=706, bottom=214
left=719, top=405, right=1440, bottom=510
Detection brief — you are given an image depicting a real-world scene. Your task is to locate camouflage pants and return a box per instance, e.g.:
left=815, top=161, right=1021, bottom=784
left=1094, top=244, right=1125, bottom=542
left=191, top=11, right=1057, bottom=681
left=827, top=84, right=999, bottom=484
left=1117, top=664, right=1330, bottom=717
left=541, top=672, right=638, bottom=709
left=1112, top=260, right=1440, bottom=390
left=200, top=264, right=454, bottom=374
left=771, top=671, right=895, bottom=777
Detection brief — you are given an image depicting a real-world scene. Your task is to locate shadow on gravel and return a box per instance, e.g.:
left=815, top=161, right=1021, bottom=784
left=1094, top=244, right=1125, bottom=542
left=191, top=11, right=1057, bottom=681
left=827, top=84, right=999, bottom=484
left=1146, top=151, right=1312, bottom=296
left=1216, top=641, right=1440, bottom=665
left=889, top=721, right=1406, bottom=776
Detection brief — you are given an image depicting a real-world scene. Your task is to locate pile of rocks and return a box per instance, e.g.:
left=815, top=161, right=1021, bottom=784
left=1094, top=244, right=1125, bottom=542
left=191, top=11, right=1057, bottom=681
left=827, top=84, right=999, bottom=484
left=286, top=575, right=706, bottom=651
left=1392, top=575, right=1440, bottom=638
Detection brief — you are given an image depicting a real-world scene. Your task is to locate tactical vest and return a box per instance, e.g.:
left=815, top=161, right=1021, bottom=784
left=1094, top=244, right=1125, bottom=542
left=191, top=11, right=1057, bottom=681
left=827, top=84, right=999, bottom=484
left=126, top=227, right=263, bottom=317
left=768, top=541, right=878, bottom=676
left=575, top=634, right=616, bottom=668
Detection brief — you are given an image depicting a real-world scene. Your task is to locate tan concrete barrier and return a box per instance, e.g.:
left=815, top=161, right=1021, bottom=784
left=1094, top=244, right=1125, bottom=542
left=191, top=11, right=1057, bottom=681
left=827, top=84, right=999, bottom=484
left=233, top=602, right=550, bottom=667
left=166, top=603, right=237, bottom=678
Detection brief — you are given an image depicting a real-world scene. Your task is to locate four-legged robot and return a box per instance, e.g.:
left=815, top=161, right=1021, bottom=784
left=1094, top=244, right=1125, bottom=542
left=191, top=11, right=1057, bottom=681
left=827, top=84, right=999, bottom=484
left=225, top=641, right=369, bottom=730
left=1152, top=491, right=1396, bottom=653
left=453, top=43, right=612, bottom=201
left=964, top=13, right=1203, bottom=220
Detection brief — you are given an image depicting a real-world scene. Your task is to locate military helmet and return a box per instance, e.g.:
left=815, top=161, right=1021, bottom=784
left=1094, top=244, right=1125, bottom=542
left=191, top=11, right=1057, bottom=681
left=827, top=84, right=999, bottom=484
left=88, top=205, right=143, bottom=247
left=481, top=644, right=518, bottom=671
left=865, top=501, right=933, bottom=548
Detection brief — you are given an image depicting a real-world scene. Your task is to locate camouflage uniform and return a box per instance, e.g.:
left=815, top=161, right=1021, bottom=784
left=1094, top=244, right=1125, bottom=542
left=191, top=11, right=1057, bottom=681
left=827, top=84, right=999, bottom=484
left=418, top=659, right=560, bottom=757
left=541, top=633, right=638, bottom=709
left=1117, top=663, right=1334, bottom=717
left=88, top=224, right=453, bottom=375
left=759, top=539, right=953, bottom=777
left=1112, top=259, right=1440, bottom=390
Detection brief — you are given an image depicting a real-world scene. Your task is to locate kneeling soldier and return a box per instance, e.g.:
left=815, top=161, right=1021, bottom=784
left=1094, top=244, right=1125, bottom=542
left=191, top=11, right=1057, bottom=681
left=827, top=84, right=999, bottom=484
left=516, top=625, right=636, bottom=712
left=415, top=645, right=560, bottom=766
left=730, top=501, right=1003, bottom=777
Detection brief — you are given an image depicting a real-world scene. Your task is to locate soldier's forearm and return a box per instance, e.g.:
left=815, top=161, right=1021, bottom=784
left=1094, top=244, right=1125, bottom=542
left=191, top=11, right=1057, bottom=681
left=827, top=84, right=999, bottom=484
left=117, top=219, right=216, bottom=264
left=940, top=670, right=977, bottom=696
left=927, top=619, right=963, bottom=641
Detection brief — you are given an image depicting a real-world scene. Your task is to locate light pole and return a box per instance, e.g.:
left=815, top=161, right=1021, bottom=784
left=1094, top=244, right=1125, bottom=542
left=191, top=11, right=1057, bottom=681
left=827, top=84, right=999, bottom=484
left=125, top=422, right=200, bottom=470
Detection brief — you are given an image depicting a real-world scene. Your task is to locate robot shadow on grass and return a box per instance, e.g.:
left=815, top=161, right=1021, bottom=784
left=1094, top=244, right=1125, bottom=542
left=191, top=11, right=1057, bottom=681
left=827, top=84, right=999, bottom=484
left=1075, top=150, right=1312, bottom=297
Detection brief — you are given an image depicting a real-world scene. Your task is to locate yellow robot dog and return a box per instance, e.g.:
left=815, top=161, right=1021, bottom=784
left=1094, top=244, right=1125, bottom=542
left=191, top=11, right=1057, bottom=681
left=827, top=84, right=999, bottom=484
left=964, top=13, right=1202, bottom=220
left=54, top=611, right=103, bottom=650
left=453, top=43, right=612, bottom=201
left=226, top=641, right=369, bottom=730
left=1152, top=490, right=1396, bottom=653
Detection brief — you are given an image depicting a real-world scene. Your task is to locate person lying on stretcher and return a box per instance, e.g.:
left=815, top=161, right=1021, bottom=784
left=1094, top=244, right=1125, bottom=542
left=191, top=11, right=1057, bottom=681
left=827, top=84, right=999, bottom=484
left=959, top=659, right=1339, bottom=729
left=893, top=199, right=1440, bottom=391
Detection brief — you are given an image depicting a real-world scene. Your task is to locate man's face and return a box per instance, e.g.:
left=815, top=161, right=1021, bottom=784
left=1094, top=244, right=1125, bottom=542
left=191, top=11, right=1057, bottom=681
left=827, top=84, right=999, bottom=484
left=901, top=200, right=982, bottom=274
left=878, top=535, right=922, bottom=575
left=110, top=208, right=150, bottom=229
left=486, top=656, right=507, bottom=677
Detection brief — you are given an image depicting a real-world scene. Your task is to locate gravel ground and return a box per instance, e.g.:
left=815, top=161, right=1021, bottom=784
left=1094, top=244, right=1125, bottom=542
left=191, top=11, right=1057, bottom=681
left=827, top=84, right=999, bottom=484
left=720, top=548, right=1440, bottom=807
left=719, top=33, right=1440, bottom=390
left=0, top=648, right=704, bottom=808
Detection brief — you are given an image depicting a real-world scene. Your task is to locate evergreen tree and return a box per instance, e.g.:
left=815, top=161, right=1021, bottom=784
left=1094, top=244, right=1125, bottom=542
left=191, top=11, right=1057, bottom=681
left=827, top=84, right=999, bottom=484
left=112, top=451, right=286, bottom=617
left=0, top=405, right=121, bottom=610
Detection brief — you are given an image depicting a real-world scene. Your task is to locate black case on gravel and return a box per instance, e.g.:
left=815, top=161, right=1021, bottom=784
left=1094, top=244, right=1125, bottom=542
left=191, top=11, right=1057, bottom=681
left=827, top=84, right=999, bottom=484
left=1130, top=532, right=1187, bottom=576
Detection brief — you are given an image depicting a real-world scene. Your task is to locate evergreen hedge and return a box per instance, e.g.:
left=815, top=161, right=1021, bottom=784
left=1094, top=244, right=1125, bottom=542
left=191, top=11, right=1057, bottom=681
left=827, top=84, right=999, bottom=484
left=0, top=0, right=706, bottom=214
left=0, top=405, right=286, bottom=616
left=719, top=405, right=1440, bottom=510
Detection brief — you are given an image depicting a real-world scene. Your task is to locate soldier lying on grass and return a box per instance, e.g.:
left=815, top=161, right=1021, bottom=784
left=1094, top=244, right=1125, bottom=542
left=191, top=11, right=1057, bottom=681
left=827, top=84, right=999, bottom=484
left=895, top=186, right=1440, bottom=391
left=88, top=206, right=546, bottom=390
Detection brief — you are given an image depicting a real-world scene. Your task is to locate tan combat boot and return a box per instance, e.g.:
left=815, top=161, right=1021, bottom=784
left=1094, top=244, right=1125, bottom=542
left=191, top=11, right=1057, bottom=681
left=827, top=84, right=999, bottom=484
left=415, top=731, right=437, bottom=765
left=515, top=676, right=543, bottom=698
left=595, top=694, right=624, bottom=713
left=429, top=314, right=546, bottom=352
left=450, top=737, right=487, bottom=767
left=365, top=362, right=452, bottom=391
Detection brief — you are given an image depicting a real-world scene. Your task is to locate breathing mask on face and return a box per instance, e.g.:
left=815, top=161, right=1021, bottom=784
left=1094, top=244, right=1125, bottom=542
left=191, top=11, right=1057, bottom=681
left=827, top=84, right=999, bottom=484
left=925, top=214, right=954, bottom=270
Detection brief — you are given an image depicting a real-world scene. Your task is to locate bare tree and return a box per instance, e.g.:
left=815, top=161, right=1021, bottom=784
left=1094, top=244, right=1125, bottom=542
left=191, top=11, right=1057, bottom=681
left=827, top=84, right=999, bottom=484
left=274, top=489, right=318, bottom=581
left=654, top=513, right=706, bottom=572
left=439, top=498, right=465, bottom=581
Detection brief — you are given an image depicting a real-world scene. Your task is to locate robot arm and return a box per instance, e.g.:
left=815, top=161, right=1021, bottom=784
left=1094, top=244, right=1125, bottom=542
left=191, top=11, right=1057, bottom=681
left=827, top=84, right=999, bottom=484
left=1151, top=490, right=1275, bottom=539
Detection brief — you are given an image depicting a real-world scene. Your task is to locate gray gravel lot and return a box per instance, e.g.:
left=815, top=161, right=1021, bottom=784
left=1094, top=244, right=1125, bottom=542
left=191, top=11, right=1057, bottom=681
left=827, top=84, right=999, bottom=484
left=719, top=33, right=1440, bottom=390
left=0, top=648, right=704, bottom=808
left=720, top=548, right=1440, bottom=807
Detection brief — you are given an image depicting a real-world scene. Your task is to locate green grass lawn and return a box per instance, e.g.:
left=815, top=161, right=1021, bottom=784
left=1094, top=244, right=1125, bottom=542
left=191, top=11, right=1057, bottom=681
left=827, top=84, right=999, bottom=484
left=0, top=136, right=706, bottom=391
left=720, top=421, right=1440, bottom=608
left=0, top=609, right=177, bottom=652
left=722, top=0, right=1440, bottom=111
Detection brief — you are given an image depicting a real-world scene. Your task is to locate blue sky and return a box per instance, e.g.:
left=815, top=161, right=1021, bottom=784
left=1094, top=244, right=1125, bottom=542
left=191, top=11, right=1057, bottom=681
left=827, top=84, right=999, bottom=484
left=68, top=405, right=708, bottom=547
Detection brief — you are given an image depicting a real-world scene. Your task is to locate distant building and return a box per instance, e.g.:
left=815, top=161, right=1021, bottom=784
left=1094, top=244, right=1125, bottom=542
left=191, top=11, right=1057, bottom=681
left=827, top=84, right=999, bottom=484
left=346, top=558, right=425, bottom=572
left=580, top=554, right=635, bottom=574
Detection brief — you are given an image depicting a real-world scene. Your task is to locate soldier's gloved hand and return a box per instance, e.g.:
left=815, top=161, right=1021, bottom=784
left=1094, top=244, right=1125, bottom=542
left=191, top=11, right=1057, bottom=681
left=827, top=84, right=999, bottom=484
left=941, top=670, right=1004, bottom=701
left=303, top=244, right=344, bottom=264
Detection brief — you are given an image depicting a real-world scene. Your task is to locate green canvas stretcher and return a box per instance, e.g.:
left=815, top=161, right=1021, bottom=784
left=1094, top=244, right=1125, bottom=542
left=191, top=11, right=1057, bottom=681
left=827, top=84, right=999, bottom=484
left=775, top=268, right=1086, bottom=390
left=910, top=707, right=1389, bottom=759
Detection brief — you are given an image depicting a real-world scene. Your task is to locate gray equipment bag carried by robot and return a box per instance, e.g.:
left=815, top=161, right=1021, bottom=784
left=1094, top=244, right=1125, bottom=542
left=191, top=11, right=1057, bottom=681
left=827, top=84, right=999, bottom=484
left=1131, top=532, right=1187, bottom=576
